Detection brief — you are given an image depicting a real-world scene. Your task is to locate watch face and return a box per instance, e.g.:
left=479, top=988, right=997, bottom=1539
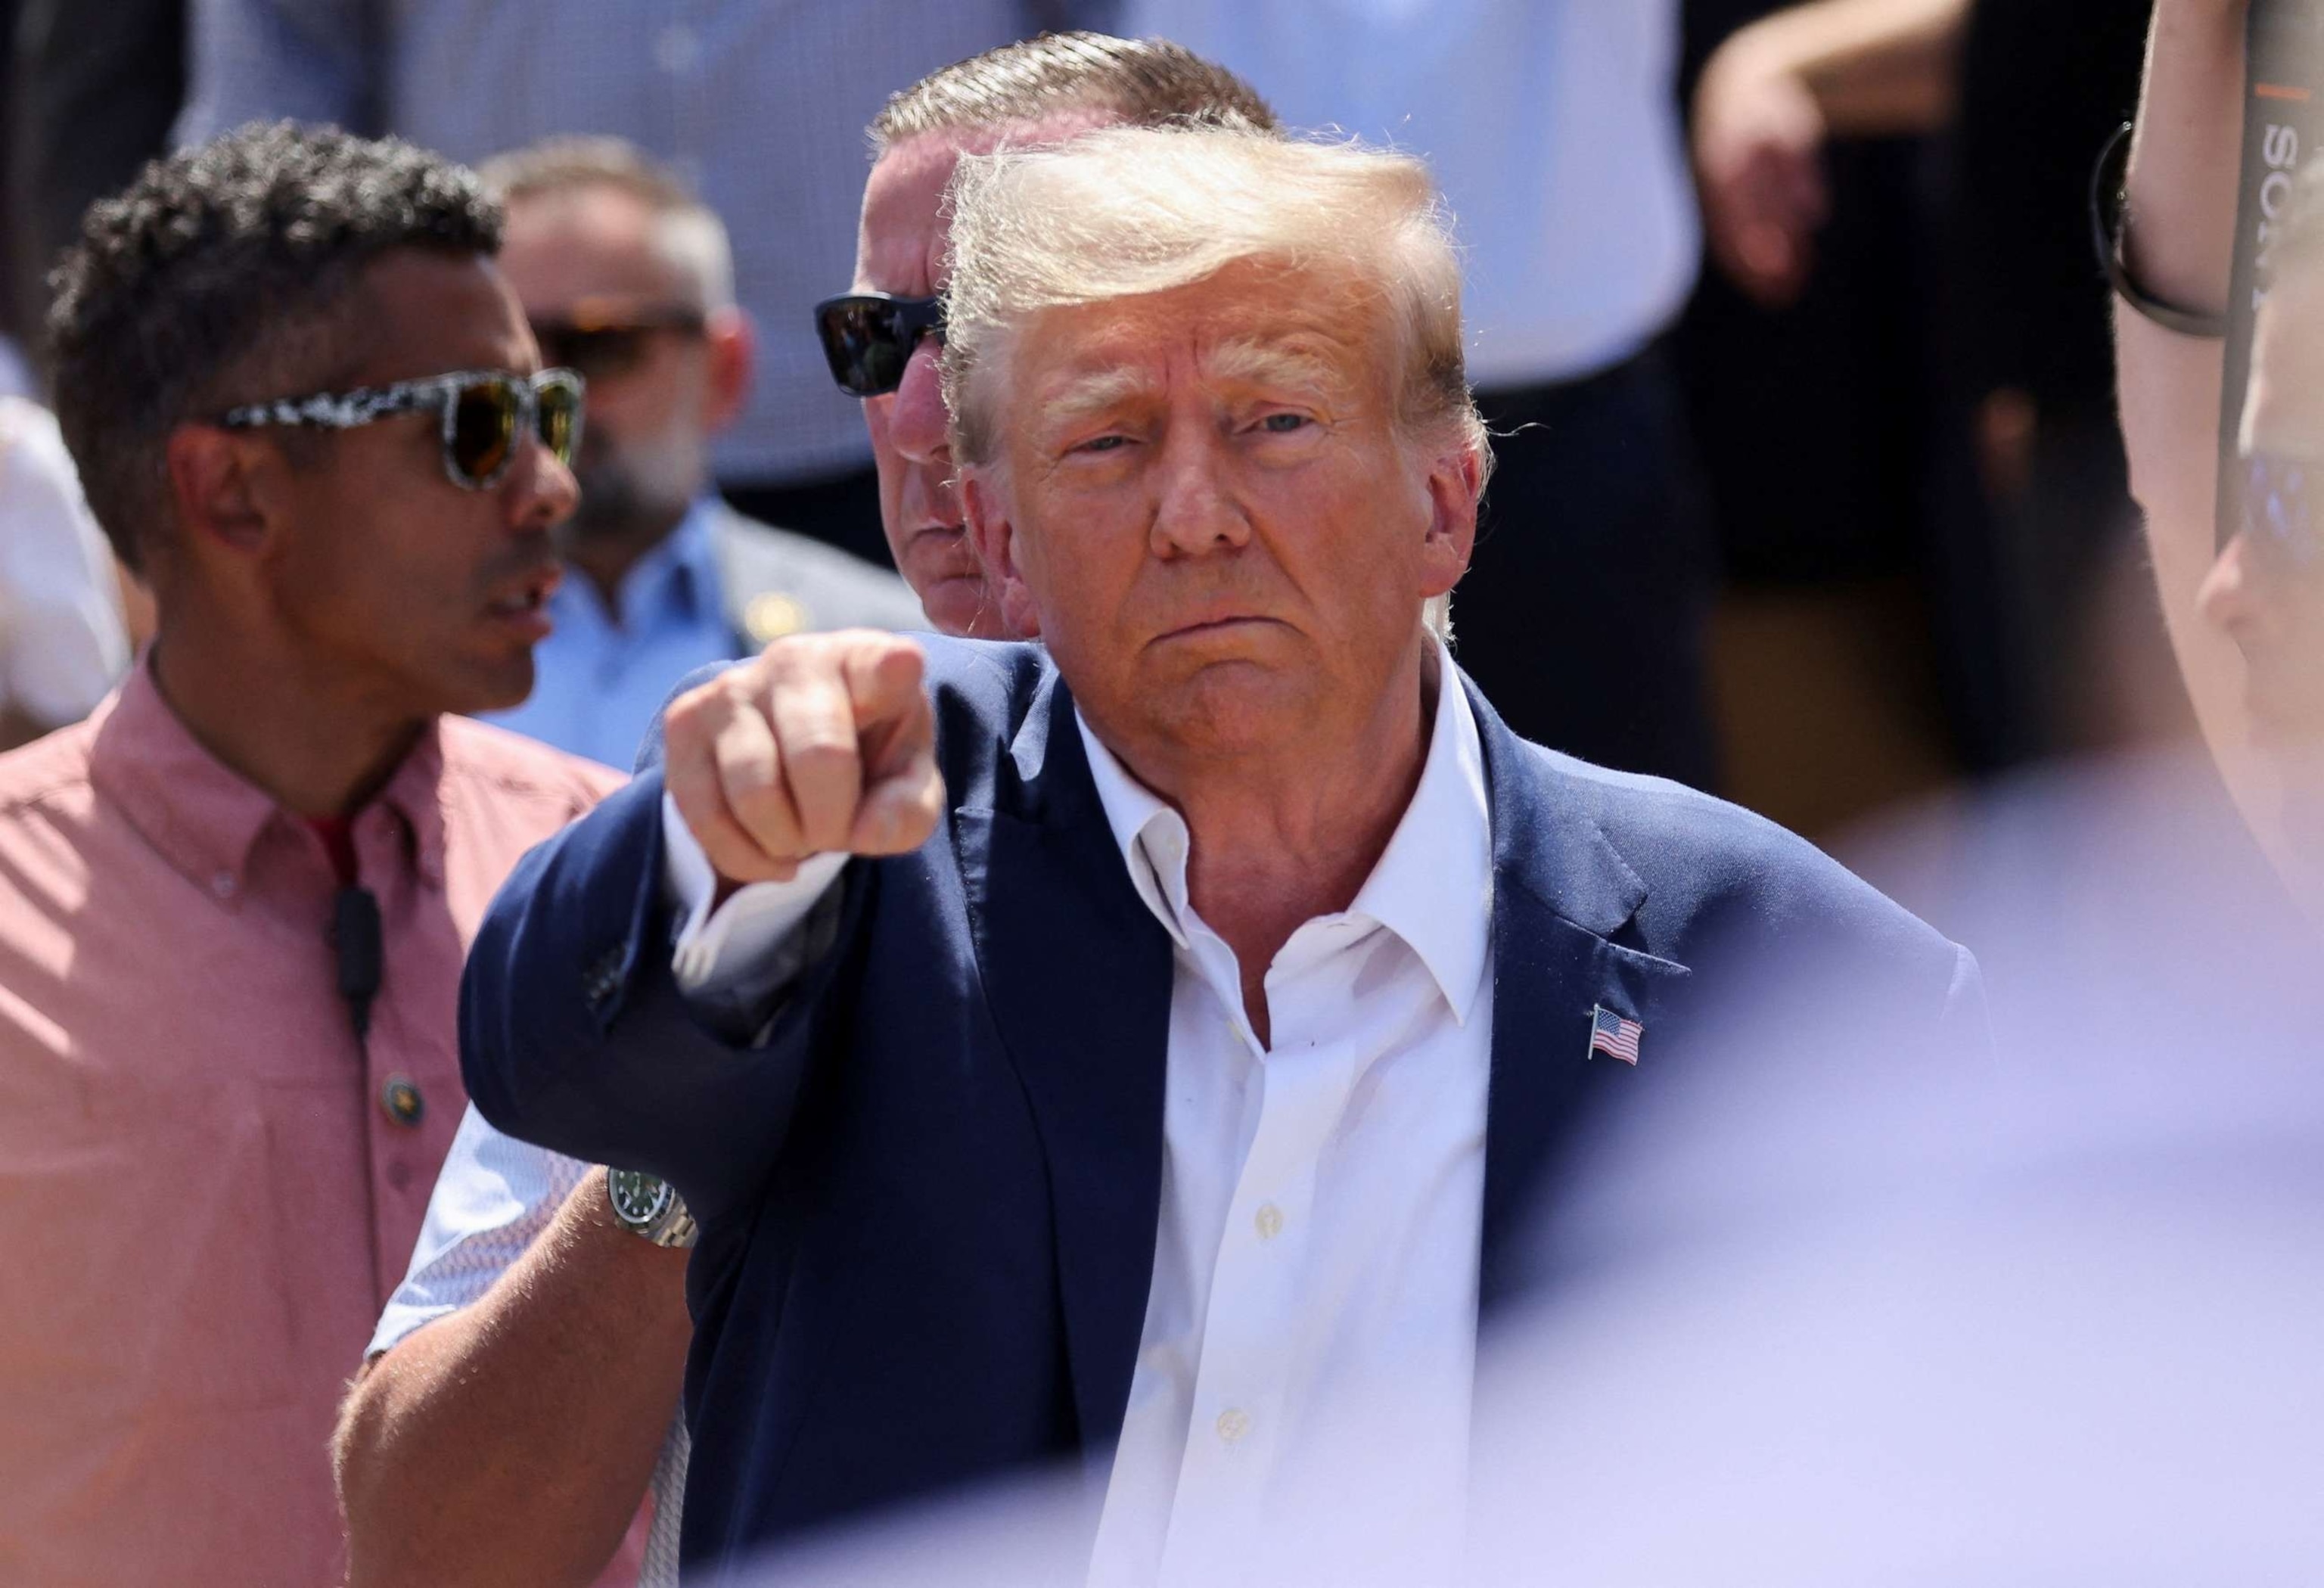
left=608, top=1169, right=673, bottom=1229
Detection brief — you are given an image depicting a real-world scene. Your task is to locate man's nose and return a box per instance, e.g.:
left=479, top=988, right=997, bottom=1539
left=888, top=339, right=949, bottom=465
left=1149, top=427, right=1250, bottom=557
left=2198, top=533, right=2261, bottom=643
left=506, top=430, right=579, bottom=533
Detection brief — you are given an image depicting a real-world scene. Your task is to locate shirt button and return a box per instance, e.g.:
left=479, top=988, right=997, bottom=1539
left=379, top=1074, right=425, bottom=1128
left=1254, top=1203, right=1284, bottom=1241
left=1215, top=1408, right=1251, bottom=1445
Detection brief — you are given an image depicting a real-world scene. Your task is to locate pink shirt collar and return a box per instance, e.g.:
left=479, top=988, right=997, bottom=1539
left=85, top=651, right=449, bottom=905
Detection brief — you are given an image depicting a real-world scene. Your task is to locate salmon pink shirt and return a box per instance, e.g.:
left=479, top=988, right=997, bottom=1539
left=0, top=657, right=620, bottom=1586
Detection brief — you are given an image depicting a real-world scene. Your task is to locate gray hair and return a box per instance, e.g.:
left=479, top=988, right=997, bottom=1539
left=477, top=135, right=735, bottom=310
left=868, top=32, right=1277, bottom=157
left=940, top=124, right=1486, bottom=641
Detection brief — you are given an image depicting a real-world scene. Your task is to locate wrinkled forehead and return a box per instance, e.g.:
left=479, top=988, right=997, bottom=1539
left=500, top=185, right=688, bottom=310
left=1007, top=261, right=1392, bottom=412
left=856, top=138, right=957, bottom=297
left=856, top=113, right=1127, bottom=297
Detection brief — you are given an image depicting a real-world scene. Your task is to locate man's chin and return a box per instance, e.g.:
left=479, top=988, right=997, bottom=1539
left=1137, top=656, right=1316, bottom=753
left=440, top=653, right=539, bottom=721
left=920, top=573, right=999, bottom=640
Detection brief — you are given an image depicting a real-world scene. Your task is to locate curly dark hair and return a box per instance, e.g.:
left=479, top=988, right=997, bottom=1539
left=45, top=121, right=503, bottom=572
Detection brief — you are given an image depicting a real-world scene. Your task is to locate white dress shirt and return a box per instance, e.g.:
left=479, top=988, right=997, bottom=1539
left=0, top=398, right=130, bottom=729
left=665, top=646, right=1496, bottom=1586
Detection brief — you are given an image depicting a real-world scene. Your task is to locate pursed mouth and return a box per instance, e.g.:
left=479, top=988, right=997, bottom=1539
left=1155, top=614, right=1277, bottom=643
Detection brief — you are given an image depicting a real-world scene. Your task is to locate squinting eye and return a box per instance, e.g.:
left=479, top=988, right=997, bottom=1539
left=1260, top=413, right=1310, bottom=434
left=1079, top=435, right=1128, bottom=453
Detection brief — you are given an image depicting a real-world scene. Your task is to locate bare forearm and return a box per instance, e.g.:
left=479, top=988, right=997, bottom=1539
left=2117, top=1, right=2249, bottom=770
left=2124, top=1, right=2248, bottom=310
left=335, top=1168, right=691, bottom=1588
left=1723, top=0, right=1970, bottom=137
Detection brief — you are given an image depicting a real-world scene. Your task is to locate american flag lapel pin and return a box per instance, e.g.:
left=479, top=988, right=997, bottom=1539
left=1587, top=1004, right=1642, bottom=1065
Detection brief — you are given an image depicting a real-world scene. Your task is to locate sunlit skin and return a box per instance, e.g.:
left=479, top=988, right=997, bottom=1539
left=156, top=249, right=576, bottom=815
left=962, top=259, right=1480, bottom=1034
left=853, top=116, right=1109, bottom=639
left=498, top=185, right=752, bottom=608
left=2198, top=260, right=2324, bottom=865
left=2199, top=263, right=2324, bottom=757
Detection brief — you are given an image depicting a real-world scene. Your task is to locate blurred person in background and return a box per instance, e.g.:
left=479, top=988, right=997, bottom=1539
left=0, top=395, right=129, bottom=747
left=463, top=122, right=1982, bottom=1581
left=2200, top=228, right=2324, bottom=900
left=332, top=38, right=1275, bottom=1588
left=172, top=0, right=1089, bottom=569
left=1105, top=0, right=1720, bottom=789
left=0, top=124, right=620, bottom=1586
left=1682, top=0, right=2163, bottom=819
left=1692, top=0, right=1967, bottom=315
left=1455, top=2, right=2324, bottom=1539
left=2114, top=0, right=2324, bottom=905
left=474, top=135, right=921, bottom=771
left=4, top=0, right=186, bottom=377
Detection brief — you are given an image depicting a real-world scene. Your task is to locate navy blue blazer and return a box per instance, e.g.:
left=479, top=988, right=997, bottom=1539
left=461, top=638, right=1985, bottom=1571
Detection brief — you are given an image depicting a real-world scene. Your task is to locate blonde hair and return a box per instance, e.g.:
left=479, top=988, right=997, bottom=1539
left=939, top=124, right=1484, bottom=640
left=941, top=123, right=1484, bottom=470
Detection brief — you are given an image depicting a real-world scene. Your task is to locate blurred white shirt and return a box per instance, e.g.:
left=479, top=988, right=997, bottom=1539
left=0, top=337, right=33, bottom=400
left=1118, top=0, right=1700, bottom=389
left=0, top=398, right=130, bottom=732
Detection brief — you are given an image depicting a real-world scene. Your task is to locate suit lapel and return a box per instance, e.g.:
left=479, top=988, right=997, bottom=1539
left=1465, top=679, right=1692, bottom=1310
left=955, top=662, right=1692, bottom=1427
left=955, top=666, right=1176, bottom=1453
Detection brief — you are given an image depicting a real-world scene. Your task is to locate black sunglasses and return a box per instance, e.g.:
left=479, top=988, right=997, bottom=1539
left=813, top=293, right=946, bottom=397
left=531, top=303, right=707, bottom=382
left=221, top=368, right=586, bottom=490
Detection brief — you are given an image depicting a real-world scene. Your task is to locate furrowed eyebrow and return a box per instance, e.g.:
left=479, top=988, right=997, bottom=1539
left=1204, top=338, right=1353, bottom=402
left=1038, top=367, right=1158, bottom=431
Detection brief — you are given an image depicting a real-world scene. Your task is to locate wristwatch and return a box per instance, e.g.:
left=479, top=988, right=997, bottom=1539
left=606, top=1169, right=698, bottom=1249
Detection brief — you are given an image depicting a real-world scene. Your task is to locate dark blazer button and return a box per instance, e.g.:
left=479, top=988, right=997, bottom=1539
left=379, top=1074, right=425, bottom=1128
left=585, top=948, right=624, bottom=1009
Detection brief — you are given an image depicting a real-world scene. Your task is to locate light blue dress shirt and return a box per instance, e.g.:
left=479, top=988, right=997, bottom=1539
left=483, top=499, right=739, bottom=769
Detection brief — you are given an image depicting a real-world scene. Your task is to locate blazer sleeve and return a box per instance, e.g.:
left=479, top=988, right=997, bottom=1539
left=458, top=766, right=866, bottom=1226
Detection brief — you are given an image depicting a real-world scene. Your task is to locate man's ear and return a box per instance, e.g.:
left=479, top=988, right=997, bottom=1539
left=702, top=306, right=755, bottom=434
left=164, top=424, right=280, bottom=557
left=1418, top=438, right=1484, bottom=599
left=961, top=465, right=1042, bottom=640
